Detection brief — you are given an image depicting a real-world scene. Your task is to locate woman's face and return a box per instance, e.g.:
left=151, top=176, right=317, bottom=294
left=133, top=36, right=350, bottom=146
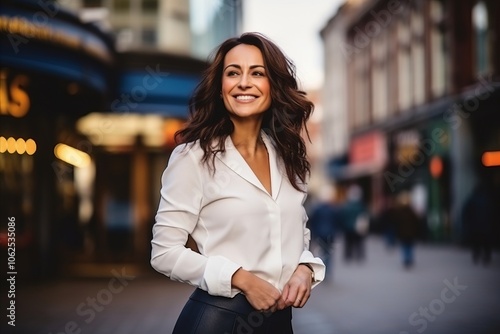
left=221, top=44, right=272, bottom=121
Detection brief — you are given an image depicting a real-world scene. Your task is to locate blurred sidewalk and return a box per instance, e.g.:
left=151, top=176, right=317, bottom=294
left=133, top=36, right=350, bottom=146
left=294, top=236, right=500, bottom=334
left=3, top=236, right=499, bottom=334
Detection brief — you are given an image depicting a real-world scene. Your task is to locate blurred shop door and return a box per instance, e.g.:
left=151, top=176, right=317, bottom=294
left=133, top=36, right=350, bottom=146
left=96, top=153, right=134, bottom=262
left=105, top=197, right=133, bottom=258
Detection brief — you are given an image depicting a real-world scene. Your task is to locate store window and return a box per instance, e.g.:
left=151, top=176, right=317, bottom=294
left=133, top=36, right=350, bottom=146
left=430, top=0, right=446, bottom=98
left=371, top=31, right=388, bottom=122
left=472, top=1, right=492, bottom=76
left=0, top=144, right=35, bottom=238
left=351, top=47, right=370, bottom=129
left=410, top=6, right=425, bottom=106
left=387, top=26, right=399, bottom=115
left=397, top=19, right=412, bottom=111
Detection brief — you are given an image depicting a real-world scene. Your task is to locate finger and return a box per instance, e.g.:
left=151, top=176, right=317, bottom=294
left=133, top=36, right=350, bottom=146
left=267, top=298, right=281, bottom=313
left=286, top=287, right=299, bottom=306
left=293, top=296, right=303, bottom=308
left=277, top=295, right=287, bottom=310
left=298, top=295, right=308, bottom=308
left=298, top=289, right=312, bottom=308
left=276, top=300, right=285, bottom=310
left=282, top=284, right=294, bottom=307
left=291, top=284, right=311, bottom=308
left=281, top=284, right=290, bottom=301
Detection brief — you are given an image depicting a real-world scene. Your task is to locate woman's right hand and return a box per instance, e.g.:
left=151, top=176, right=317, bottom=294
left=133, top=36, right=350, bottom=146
left=231, top=268, right=285, bottom=312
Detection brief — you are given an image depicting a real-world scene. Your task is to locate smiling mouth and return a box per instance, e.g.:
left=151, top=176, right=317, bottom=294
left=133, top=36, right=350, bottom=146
left=234, top=95, right=257, bottom=101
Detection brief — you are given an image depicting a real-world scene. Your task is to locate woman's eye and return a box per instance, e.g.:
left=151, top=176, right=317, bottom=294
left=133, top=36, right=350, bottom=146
left=253, top=71, right=265, bottom=77
left=227, top=71, right=239, bottom=76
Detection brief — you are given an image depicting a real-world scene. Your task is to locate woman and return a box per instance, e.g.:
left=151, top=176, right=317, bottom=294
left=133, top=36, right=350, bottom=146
left=151, top=32, right=325, bottom=334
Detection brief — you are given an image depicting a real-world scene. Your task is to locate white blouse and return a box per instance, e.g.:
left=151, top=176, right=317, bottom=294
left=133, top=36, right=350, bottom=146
left=151, top=131, right=325, bottom=298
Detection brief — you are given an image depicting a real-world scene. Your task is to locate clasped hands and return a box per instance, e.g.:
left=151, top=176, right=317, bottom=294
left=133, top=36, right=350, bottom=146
left=231, top=264, right=313, bottom=313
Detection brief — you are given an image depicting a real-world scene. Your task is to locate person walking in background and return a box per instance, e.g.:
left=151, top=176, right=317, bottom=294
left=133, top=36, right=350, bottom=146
left=376, top=195, right=398, bottom=250
left=150, top=32, right=325, bottom=334
left=462, top=181, right=496, bottom=266
left=308, top=185, right=341, bottom=280
left=391, top=191, right=421, bottom=269
left=341, top=184, right=369, bottom=263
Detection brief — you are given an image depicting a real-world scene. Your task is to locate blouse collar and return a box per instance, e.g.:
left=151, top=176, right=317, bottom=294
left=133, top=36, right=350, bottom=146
left=216, top=130, right=283, bottom=199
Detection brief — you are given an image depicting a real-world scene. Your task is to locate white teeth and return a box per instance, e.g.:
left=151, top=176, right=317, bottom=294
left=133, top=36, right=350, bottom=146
left=236, top=95, right=256, bottom=101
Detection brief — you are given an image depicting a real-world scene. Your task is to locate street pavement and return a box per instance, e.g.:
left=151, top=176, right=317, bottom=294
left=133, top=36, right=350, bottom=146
left=3, top=236, right=499, bottom=334
left=294, top=236, right=500, bottom=334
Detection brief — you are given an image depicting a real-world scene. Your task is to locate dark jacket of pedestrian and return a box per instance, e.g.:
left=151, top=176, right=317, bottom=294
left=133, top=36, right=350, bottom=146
left=342, top=199, right=369, bottom=237
left=309, top=202, right=339, bottom=243
left=393, top=204, right=420, bottom=243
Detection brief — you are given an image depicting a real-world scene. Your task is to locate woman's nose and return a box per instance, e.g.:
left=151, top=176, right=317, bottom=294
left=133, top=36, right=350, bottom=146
left=238, top=73, right=251, bottom=88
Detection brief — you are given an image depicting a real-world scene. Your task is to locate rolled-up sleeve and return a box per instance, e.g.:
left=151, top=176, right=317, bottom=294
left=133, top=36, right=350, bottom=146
left=150, top=145, right=240, bottom=297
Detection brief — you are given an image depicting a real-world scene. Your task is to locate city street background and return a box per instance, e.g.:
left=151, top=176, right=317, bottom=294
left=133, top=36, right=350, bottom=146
left=2, top=1, right=500, bottom=333
left=4, top=236, right=499, bottom=334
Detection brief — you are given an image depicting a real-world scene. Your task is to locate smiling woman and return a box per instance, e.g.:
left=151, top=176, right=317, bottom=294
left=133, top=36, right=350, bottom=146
left=221, top=44, right=272, bottom=121
left=176, top=32, right=314, bottom=191
left=150, top=32, right=325, bottom=334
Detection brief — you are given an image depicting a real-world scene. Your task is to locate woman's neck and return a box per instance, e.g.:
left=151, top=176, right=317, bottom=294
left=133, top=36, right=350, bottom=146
left=230, top=117, right=264, bottom=153
left=230, top=122, right=265, bottom=157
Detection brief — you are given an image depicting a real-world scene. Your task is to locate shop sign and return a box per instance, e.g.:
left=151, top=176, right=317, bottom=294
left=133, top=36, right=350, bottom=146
left=393, top=130, right=421, bottom=164
left=0, top=69, right=30, bottom=117
left=349, top=130, right=388, bottom=166
left=0, top=15, right=112, bottom=63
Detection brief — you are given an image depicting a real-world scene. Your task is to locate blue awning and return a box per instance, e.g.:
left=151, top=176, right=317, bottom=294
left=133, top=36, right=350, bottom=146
left=0, top=2, right=114, bottom=93
left=112, top=70, right=201, bottom=117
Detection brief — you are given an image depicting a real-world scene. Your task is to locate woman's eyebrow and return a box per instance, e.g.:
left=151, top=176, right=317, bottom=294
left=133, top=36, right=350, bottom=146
left=223, top=64, right=266, bottom=71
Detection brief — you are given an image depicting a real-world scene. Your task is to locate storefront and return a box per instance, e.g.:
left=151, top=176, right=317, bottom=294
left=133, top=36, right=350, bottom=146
left=328, top=130, right=389, bottom=215
left=0, top=0, right=115, bottom=278
left=383, top=82, right=500, bottom=242
left=72, top=51, right=207, bottom=274
left=450, top=84, right=500, bottom=244
left=384, top=120, right=452, bottom=241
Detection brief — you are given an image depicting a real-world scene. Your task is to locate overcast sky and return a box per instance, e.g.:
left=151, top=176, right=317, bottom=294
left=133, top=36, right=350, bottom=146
left=242, top=0, right=344, bottom=91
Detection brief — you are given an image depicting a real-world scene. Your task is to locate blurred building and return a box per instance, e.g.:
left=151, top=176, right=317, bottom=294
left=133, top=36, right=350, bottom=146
left=1, top=0, right=242, bottom=279
left=0, top=0, right=116, bottom=278
left=321, top=0, right=500, bottom=242
left=64, top=0, right=241, bottom=277
left=73, top=0, right=242, bottom=55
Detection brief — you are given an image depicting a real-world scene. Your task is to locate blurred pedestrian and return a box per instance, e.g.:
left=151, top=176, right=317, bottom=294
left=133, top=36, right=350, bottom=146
left=392, top=191, right=421, bottom=269
left=150, top=32, right=325, bottom=334
left=462, top=181, right=496, bottom=266
left=376, top=196, right=398, bottom=250
left=308, top=185, right=341, bottom=279
left=341, top=184, right=369, bottom=263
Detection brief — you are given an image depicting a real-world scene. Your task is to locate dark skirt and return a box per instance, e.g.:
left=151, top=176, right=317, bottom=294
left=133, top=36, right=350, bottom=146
left=172, top=288, right=293, bottom=334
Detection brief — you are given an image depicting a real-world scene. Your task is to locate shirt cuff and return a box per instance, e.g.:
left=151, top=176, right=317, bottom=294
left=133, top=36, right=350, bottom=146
left=202, top=255, right=241, bottom=297
left=299, top=251, right=326, bottom=287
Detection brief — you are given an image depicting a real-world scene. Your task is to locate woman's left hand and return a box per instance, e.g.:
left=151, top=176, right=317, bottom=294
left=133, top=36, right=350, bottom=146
left=280, top=264, right=313, bottom=309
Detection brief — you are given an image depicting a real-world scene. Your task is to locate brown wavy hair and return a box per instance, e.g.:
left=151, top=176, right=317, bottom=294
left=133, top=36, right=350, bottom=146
left=175, top=32, right=314, bottom=191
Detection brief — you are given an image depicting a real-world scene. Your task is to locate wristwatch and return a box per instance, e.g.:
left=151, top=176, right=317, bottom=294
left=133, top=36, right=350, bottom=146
left=300, top=263, right=315, bottom=282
